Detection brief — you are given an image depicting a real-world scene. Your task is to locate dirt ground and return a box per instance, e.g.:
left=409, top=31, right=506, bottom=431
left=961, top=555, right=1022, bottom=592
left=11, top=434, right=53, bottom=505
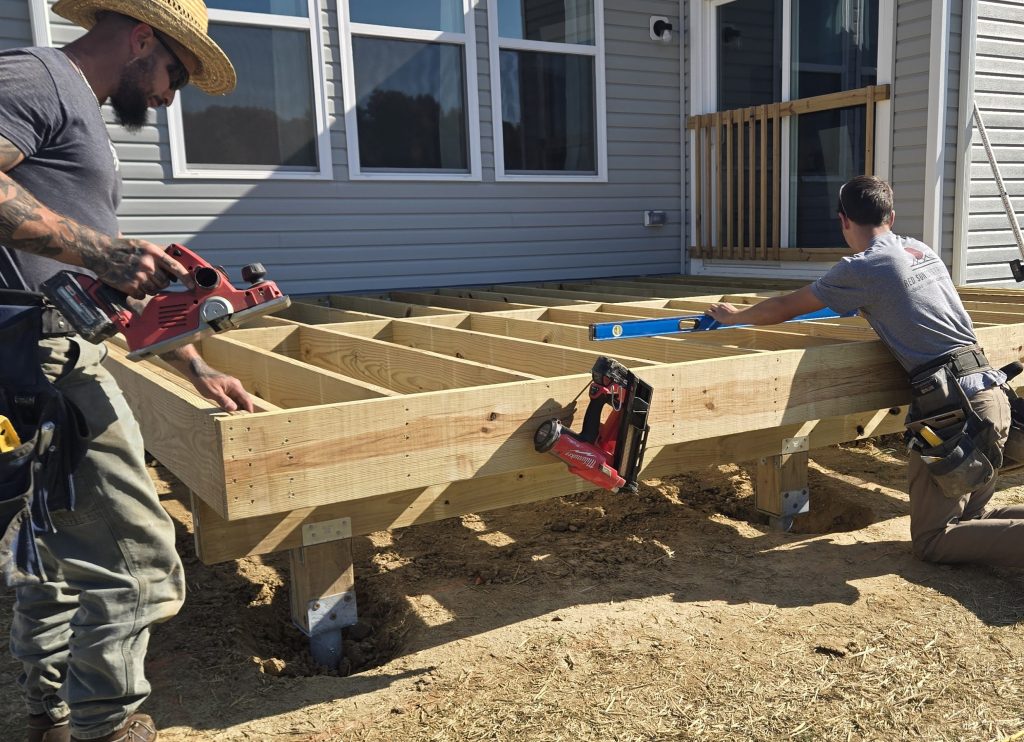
left=2, top=438, right=1024, bottom=741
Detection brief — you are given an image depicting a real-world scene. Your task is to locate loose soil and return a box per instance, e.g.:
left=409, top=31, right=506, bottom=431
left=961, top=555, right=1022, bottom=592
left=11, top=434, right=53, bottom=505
left=3, top=438, right=1024, bottom=741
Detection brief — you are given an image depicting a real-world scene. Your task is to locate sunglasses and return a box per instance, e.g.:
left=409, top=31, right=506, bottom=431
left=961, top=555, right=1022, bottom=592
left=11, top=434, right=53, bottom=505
left=153, top=30, right=191, bottom=91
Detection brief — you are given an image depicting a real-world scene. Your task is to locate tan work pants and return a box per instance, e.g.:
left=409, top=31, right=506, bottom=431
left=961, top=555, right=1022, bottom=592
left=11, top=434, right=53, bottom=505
left=908, top=385, right=1024, bottom=567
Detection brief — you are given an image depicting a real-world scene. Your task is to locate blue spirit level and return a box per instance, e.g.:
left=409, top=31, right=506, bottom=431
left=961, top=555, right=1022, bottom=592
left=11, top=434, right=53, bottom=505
left=589, top=308, right=851, bottom=341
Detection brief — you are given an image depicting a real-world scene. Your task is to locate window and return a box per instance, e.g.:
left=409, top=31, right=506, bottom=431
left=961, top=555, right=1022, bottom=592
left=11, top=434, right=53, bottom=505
left=339, top=0, right=481, bottom=180
left=488, top=0, right=607, bottom=181
left=168, top=0, right=332, bottom=180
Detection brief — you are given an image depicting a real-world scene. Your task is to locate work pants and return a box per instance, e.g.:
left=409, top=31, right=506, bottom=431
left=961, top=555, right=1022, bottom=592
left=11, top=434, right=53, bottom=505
left=8, top=337, right=185, bottom=739
left=909, top=385, right=1024, bottom=567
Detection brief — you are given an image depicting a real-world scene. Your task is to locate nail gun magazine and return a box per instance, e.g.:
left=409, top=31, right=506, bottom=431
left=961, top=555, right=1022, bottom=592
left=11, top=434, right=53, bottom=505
left=41, top=244, right=291, bottom=361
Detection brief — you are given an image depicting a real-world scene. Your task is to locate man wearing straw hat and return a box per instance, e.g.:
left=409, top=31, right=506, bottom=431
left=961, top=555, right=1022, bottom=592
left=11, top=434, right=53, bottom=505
left=0, top=2, right=245, bottom=740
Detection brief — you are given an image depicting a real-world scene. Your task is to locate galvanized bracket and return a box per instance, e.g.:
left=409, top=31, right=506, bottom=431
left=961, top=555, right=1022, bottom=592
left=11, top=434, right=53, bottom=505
left=781, top=436, right=809, bottom=455
left=296, top=590, right=358, bottom=638
left=301, top=517, right=352, bottom=547
left=780, top=487, right=810, bottom=517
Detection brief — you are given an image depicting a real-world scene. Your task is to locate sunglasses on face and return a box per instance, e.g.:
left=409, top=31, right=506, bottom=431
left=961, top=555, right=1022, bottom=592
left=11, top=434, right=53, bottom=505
left=152, top=30, right=191, bottom=91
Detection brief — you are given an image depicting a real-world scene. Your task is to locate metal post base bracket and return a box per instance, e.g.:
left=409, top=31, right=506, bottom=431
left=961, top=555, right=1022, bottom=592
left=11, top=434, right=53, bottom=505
left=295, top=590, right=358, bottom=669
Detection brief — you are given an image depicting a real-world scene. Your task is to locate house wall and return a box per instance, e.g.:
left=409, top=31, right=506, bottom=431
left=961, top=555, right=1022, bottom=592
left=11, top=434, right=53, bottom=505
left=36, top=0, right=683, bottom=295
left=0, top=0, right=32, bottom=49
left=961, top=0, right=1024, bottom=285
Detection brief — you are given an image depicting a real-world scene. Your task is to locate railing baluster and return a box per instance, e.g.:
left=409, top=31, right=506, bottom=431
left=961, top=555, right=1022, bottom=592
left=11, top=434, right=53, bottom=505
left=748, top=107, right=756, bottom=258
left=726, top=110, right=734, bottom=259
left=772, top=102, right=781, bottom=261
left=760, top=104, right=768, bottom=260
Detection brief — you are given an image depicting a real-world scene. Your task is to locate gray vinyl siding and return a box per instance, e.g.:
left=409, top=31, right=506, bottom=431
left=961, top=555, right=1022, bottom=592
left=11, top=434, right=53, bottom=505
left=0, top=0, right=31, bottom=49
left=963, top=0, right=1024, bottom=284
left=43, top=0, right=683, bottom=295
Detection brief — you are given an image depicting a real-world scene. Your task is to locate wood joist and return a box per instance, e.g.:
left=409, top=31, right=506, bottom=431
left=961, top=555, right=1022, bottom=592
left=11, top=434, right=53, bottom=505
left=103, top=276, right=1024, bottom=563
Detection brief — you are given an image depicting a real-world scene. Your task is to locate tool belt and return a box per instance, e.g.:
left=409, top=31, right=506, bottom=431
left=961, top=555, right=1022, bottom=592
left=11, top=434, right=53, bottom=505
left=906, top=345, right=1001, bottom=498
left=0, top=291, right=88, bottom=586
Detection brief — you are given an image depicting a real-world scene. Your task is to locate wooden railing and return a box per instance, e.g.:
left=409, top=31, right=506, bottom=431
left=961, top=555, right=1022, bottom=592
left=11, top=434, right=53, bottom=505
left=687, top=84, right=891, bottom=262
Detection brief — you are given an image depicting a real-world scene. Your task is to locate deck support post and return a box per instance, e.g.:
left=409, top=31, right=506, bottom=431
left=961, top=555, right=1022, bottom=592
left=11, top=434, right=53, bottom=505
left=755, top=436, right=810, bottom=531
left=288, top=517, right=357, bottom=668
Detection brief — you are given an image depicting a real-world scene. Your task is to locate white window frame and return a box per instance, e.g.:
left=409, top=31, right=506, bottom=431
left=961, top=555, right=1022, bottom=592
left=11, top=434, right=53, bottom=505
left=167, top=2, right=334, bottom=181
left=338, top=0, right=482, bottom=181
left=30, top=0, right=52, bottom=46
left=486, top=0, right=608, bottom=183
left=688, top=0, right=894, bottom=251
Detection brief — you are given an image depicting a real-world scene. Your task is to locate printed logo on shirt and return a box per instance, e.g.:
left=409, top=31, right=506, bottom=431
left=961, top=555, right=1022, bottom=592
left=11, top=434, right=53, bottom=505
left=903, top=245, right=926, bottom=263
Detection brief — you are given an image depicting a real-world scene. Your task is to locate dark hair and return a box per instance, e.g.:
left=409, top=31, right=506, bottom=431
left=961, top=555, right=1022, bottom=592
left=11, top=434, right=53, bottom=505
left=836, top=175, right=894, bottom=226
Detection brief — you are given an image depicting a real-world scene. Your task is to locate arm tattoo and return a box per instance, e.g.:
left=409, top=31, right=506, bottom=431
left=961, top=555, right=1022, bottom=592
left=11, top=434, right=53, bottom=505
left=0, top=136, right=157, bottom=286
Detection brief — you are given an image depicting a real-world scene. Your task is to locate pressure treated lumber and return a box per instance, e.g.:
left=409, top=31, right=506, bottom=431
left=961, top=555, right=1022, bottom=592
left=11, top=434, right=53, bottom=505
left=190, top=405, right=908, bottom=563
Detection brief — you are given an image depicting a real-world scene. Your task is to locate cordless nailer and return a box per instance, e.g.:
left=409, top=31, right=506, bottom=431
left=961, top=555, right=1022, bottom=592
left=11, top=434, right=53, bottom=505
left=41, top=244, right=290, bottom=361
left=534, top=357, right=653, bottom=493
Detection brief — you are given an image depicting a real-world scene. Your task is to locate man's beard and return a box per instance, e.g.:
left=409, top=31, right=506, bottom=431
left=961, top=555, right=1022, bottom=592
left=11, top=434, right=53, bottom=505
left=110, top=55, right=156, bottom=132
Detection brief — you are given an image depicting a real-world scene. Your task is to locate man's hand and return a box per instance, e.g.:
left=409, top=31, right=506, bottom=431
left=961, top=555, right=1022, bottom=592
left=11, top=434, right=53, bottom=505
left=706, top=302, right=743, bottom=325
left=159, top=345, right=255, bottom=413
left=97, top=238, right=192, bottom=299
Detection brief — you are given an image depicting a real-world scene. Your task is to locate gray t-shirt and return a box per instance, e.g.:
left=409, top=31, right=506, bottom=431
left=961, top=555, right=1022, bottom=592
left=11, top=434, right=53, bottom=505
left=811, top=232, right=1004, bottom=395
left=0, top=46, right=121, bottom=292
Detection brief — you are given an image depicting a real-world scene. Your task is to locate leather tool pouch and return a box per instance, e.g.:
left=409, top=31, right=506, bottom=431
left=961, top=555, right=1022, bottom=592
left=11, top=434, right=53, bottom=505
left=1001, top=385, right=1024, bottom=467
left=0, top=293, right=88, bottom=587
left=906, top=365, right=1000, bottom=499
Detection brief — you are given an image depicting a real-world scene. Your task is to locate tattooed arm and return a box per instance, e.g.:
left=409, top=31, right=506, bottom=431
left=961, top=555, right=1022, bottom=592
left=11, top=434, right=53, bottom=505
left=0, top=136, right=191, bottom=298
left=160, top=346, right=255, bottom=413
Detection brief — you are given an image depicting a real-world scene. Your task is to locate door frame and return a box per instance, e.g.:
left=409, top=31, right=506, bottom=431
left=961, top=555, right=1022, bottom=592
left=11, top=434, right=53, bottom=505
left=687, top=0, right=895, bottom=259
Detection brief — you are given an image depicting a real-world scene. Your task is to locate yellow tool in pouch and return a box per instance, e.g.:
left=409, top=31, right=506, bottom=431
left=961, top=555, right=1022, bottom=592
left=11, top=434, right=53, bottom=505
left=0, top=414, right=21, bottom=453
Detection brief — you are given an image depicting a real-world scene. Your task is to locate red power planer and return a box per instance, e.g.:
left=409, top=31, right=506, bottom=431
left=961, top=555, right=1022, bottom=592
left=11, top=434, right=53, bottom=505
left=41, top=244, right=291, bottom=360
left=534, top=356, right=653, bottom=493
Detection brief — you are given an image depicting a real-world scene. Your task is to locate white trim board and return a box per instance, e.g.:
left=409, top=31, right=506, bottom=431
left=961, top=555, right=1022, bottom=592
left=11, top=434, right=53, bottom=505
left=30, top=0, right=52, bottom=47
left=922, top=0, right=950, bottom=256
left=951, top=0, right=978, bottom=286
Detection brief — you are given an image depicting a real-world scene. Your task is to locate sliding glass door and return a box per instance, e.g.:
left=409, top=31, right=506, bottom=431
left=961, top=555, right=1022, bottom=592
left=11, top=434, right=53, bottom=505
left=708, top=0, right=879, bottom=250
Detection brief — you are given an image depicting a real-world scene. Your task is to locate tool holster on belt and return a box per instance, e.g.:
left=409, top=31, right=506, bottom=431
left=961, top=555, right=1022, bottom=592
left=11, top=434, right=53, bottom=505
left=997, top=362, right=1024, bottom=467
left=0, top=290, right=88, bottom=587
left=906, top=344, right=1001, bottom=499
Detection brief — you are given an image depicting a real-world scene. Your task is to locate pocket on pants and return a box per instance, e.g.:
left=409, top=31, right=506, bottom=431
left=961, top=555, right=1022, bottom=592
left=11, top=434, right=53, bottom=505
left=919, top=428, right=995, bottom=498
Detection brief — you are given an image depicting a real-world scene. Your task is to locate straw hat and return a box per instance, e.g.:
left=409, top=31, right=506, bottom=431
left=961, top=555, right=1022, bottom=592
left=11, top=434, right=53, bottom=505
left=52, top=0, right=236, bottom=95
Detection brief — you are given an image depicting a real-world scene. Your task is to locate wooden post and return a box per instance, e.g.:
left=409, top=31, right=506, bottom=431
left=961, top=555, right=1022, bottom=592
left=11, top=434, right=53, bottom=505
left=755, top=437, right=810, bottom=531
left=288, top=522, right=357, bottom=668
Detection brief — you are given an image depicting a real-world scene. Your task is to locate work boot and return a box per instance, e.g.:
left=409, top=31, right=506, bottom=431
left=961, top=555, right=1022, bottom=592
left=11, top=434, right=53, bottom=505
left=70, top=713, right=157, bottom=742
left=28, top=713, right=71, bottom=742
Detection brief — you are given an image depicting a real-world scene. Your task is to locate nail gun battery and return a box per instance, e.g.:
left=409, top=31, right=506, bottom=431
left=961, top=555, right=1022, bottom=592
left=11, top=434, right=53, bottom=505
left=41, top=271, right=118, bottom=344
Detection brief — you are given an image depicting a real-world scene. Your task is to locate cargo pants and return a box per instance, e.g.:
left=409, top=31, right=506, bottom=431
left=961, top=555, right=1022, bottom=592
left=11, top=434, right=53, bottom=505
left=9, top=336, right=185, bottom=739
left=909, top=385, right=1024, bottom=566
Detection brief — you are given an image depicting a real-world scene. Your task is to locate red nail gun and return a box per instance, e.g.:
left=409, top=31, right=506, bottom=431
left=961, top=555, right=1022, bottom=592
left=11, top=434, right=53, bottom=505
left=41, top=244, right=291, bottom=361
left=534, top=356, right=653, bottom=493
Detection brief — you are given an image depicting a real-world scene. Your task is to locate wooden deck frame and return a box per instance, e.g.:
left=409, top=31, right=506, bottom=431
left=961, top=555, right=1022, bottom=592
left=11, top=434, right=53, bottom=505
left=105, top=277, right=1024, bottom=563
